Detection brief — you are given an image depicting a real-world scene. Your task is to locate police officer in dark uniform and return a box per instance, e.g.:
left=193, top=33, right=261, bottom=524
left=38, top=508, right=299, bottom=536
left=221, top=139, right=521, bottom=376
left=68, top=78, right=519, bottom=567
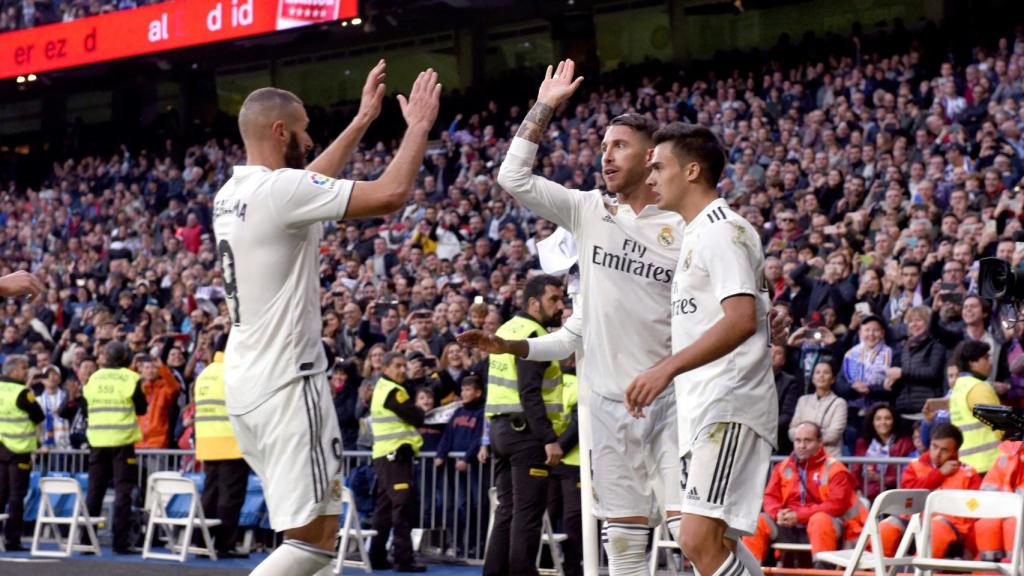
left=0, top=354, right=44, bottom=551
left=481, top=275, right=567, bottom=576
left=369, top=352, right=428, bottom=573
left=82, top=340, right=147, bottom=554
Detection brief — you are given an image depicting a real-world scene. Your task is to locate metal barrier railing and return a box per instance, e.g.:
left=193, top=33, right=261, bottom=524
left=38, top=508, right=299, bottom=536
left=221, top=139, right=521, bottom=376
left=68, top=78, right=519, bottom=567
left=30, top=449, right=917, bottom=563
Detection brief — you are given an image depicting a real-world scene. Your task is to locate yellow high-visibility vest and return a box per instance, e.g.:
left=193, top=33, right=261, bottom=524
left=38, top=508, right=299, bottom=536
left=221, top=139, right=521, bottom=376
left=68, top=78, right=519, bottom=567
left=561, top=374, right=579, bottom=467
left=194, top=353, right=242, bottom=461
left=485, top=315, right=564, bottom=435
left=0, top=380, right=37, bottom=454
left=84, top=368, right=142, bottom=447
left=370, top=377, right=423, bottom=459
left=949, top=374, right=1002, bottom=473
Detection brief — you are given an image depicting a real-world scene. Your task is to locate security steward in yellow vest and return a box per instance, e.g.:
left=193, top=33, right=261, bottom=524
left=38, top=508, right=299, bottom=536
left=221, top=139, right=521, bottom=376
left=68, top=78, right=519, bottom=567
left=949, top=340, right=1003, bottom=474
left=194, top=334, right=249, bottom=558
left=369, top=351, right=427, bottom=573
left=545, top=370, right=582, bottom=576
left=482, top=275, right=566, bottom=576
left=0, top=355, right=44, bottom=551
left=83, top=340, right=147, bottom=554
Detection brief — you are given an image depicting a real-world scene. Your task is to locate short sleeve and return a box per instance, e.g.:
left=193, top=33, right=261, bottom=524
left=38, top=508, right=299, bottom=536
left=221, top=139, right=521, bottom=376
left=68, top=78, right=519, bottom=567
left=700, top=221, right=760, bottom=303
left=268, top=169, right=355, bottom=229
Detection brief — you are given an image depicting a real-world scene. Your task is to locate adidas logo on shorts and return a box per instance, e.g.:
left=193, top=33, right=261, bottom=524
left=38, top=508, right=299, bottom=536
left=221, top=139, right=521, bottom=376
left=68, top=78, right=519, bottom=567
left=686, top=486, right=700, bottom=501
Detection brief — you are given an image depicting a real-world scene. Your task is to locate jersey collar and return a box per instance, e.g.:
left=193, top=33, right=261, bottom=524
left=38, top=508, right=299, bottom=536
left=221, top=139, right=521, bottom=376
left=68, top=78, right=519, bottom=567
left=232, top=165, right=273, bottom=176
left=684, top=197, right=729, bottom=233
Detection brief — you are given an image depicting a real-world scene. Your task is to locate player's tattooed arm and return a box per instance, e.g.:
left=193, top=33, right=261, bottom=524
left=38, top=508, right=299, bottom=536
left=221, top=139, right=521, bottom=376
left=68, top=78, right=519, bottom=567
left=515, top=102, right=554, bottom=144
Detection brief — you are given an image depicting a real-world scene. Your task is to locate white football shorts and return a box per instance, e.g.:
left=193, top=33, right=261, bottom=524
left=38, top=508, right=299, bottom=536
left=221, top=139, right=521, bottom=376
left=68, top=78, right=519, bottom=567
left=679, top=421, right=772, bottom=537
left=590, top=390, right=681, bottom=525
left=230, top=372, right=344, bottom=531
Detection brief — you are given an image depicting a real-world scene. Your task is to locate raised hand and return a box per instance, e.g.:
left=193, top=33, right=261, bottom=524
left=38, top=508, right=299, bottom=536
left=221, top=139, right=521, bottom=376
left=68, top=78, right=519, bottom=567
left=356, top=59, right=387, bottom=123
left=537, top=59, right=584, bottom=109
left=398, top=68, right=442, bottom=132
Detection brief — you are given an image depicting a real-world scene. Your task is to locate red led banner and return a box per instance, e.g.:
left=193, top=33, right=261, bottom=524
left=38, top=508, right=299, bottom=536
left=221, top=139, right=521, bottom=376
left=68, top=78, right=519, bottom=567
left=1, top=0, right=358, bottom=79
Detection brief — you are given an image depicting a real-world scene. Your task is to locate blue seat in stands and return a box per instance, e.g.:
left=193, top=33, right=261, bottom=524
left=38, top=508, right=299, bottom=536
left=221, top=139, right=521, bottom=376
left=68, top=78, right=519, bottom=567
left=22, top=471, right=41, bottom=523
left=239, top=474, right=266, bottom=528
left=165, top=473, right=205, bottom=519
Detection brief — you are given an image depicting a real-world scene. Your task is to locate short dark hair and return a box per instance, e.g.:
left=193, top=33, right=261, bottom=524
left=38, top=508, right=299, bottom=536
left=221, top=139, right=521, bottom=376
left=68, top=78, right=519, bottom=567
left=900, top=259, right=921, bottom=272
left=930, top=422, right=964, bottom=449
left=608, top=113, right=658, bottom=142
left=104, top=340, right=129, bottom=368
left=954, top=340, right=991, bottom=372
left=214, top=334, right=229, bottom=354
left=521, top=275, right=562, bottom=310
left=383, top=351, right=406, bottom=368
left=460, top=373, right=483, bottom=390
left=652, top=122, right=726, bottom=187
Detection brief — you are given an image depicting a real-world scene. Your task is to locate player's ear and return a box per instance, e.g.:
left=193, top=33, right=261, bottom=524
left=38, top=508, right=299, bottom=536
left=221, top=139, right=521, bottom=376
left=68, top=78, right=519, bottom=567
left=686, top=161, right=701, bottom=183
left=270, top=120, right=287, bottom=141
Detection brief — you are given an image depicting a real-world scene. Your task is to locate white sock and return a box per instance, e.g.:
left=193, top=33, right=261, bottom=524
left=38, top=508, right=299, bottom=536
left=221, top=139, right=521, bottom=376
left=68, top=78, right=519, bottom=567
left=734, top=541, right=764, bottom=576
left=602, top=522, right=651, bottom=576
left=250, top=539, right=335, bottom=576
left=711, top=552, right=749, bottom=576
left=665, top=516, right=682, bottom=542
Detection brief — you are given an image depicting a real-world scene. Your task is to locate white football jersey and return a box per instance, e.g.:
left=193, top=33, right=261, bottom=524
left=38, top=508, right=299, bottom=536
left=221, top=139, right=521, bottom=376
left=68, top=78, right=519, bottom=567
left=213, top=165, right=353, bottom=415
left=671, top=198, right=777, bottom=450
left=499, top=138, right=680, bottom=402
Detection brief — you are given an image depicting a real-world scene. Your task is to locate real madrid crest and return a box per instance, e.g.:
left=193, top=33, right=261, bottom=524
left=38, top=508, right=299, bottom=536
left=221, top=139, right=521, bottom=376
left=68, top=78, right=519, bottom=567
left=657, top=226, right=675, bottom=248
left=682, top=249, right=693, bottom=271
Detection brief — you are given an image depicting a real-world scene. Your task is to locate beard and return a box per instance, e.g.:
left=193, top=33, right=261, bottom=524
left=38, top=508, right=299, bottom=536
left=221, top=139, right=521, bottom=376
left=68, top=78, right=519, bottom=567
left=284, top=131, right=308, bottom=169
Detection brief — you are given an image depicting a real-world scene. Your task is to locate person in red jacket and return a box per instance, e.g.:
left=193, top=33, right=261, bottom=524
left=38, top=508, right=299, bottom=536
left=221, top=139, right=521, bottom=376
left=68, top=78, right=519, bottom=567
left=133, top=354, right=181, bottom=449
left=743, top=422, right=866, bottom=565
left=975, top=439, right=1024, bottom=562
left=878, top=422, right=981, bottom=557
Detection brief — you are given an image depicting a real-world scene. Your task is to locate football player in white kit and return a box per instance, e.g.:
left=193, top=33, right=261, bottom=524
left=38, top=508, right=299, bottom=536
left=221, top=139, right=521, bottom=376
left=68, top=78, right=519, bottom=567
left=495, top=59, right=683, bottom=575
left=626, top=123, right=777, bottom=576
left=212, top=62, right=440, bottom=576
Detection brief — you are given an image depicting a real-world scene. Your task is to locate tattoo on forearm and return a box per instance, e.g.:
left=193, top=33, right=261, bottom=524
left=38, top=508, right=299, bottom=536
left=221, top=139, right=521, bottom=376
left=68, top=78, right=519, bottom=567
left=516, top=102, right=554, bottom=143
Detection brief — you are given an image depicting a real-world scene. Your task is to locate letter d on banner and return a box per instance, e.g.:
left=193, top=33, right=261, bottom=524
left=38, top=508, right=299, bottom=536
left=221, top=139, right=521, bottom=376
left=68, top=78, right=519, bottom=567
left=207, top=2, right=222, bottom=31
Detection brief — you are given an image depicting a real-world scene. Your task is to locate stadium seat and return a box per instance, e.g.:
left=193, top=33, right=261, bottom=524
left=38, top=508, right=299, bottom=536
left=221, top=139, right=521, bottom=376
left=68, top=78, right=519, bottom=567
left=332, top=486, right=377, bottom=575
left=141, top=474, right=221, bottom=563
left=21, top=471, right=41, bottom=524
left=911, top=490, right=1023, bottom=576
left=238, top=473, right=266, bottom=554
left=30, top=476, right=103, bottom=558
left=816, top=489, right=927, bottom=576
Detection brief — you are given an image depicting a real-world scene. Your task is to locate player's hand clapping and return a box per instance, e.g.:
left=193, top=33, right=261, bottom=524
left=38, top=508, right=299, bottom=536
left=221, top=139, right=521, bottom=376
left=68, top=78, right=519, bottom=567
left=457, top=330, right=510, bottom=355
left=356, top=59, right=387, bottom=124
left=624, top=364, right=674, bottom=418
left=536, top=59, right=584, bottom=110
left=398, top=68, right=442, bottom=132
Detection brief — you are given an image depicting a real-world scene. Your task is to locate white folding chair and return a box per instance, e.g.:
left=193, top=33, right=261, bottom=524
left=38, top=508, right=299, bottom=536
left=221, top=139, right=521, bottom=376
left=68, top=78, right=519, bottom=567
left=484, top=487, right=497, bottom=559
left=817, top=489, right=927, bottom=576
left=333, top=486, right=377, bottom=575
left=142, top=474, right=221, bottom=562
left=537, top=510, right=568, bottom=576
left=30, top=477, right=103, bottom=558
left=648, top=519, right=681, bottom=576
left=912, top=490, right=1024, bottom=576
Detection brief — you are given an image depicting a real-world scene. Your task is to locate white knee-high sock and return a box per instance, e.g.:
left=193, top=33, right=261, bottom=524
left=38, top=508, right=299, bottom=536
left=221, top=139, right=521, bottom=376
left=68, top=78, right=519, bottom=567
left=602, top=522, right=651, bottom=576
left=711, top=552, right=749, bottom=576
left=250, top=539, right=335, bottom=576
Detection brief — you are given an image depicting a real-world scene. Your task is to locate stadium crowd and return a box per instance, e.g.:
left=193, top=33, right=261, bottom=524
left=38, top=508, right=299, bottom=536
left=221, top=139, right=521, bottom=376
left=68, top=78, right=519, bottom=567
left=2, top=20, right=1024, bottom=564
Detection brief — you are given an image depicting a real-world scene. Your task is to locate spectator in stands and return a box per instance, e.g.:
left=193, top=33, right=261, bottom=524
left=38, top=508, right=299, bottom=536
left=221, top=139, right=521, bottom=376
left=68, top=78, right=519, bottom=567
left=36, top=365, right=69, bottom=448
left=975, top=438, right=1024, bottom=562
left=878, top=423, right=981, bottom=559
left=415, top=386, right=443, bottom=452
left=790, top=360, right=847, bottom=457
left=744, top=422, right=865, bottom=568
left=134, top=353, right=180, bottom=449
left=948, top=340, right=1004, bottom=474
left=433, top=374, right=486, bottom=556
left=773, top=344, right=802, bottom=454
left=837, top=315, right=894, bottom=448
left=888, top=306, right=948, bottom=427
left=332, top=360, right=362, bottom=451
left=852, top=403, right=916, bottom=500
